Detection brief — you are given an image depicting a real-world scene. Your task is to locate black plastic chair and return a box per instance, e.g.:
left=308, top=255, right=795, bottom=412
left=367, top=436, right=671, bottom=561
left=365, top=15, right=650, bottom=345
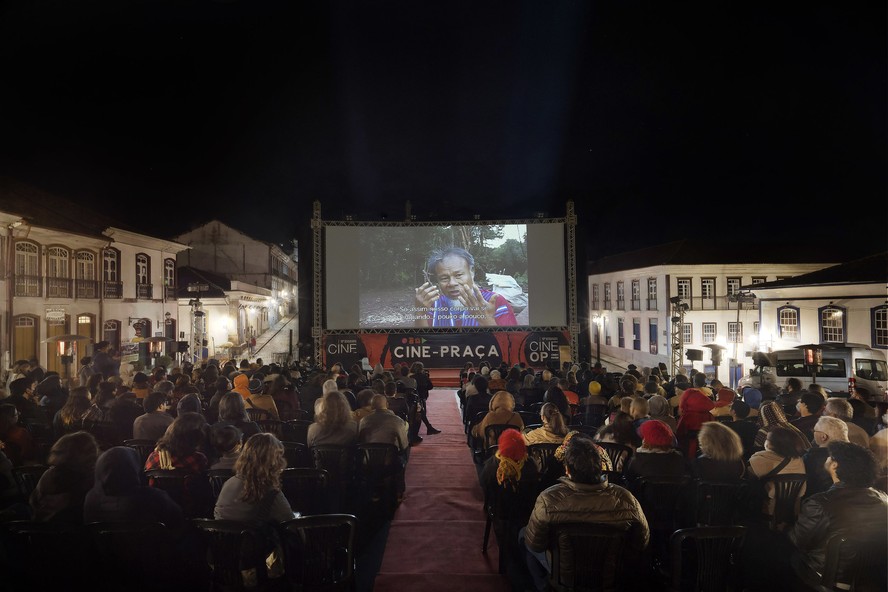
left=798, top=532, right=888, bottom=592
left=547, top=522, right=630, bottom=592
left=11, top=464, right=49, bottom=499
left=354, top=443, right=403, bottom=520
left=256, top=419, right=285, bottom=439
left=207, top=468, right=236, bottom=500
left=482, top=467, right=540, bottom=574
left=483, top=423, right=521, bottom=457
left=692, top=480, right=748, bottom=527
left=518, top=410, right=541, bottom=428
left=282, top=441, right=312, bottom=469
left=630, top=475, right=692, bottom=572
left=669, top=526, right=747, bottom=592
left=596, top=441, right=634, bottom=473
left=280, top=467, right=329, bottom=515
left=526, top=443, right=564, bottom=493
left=310, top=445, right=356, bottom=513
left=85, top=521, right=181, bottom=592
left=766, top=473, right=807, bottom=531
left=145, top=469, right=214, bottom=519
left=0, top=520, right=95, bottom=592
left=283, top=420, right=312, bottom=446
left=246, top=407, right=271, bottom=423
left=278, top=514, right=358, bottom=592
left=191, top=518, right=276, bottom=591
left=122, top=439, right=157, bottom=467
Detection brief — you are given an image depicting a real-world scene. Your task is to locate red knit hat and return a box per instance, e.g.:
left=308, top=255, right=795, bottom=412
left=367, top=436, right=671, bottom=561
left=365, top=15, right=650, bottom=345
left=497, top=428, right=527, bottom=461
left=639, top=419, right=673, bottom=448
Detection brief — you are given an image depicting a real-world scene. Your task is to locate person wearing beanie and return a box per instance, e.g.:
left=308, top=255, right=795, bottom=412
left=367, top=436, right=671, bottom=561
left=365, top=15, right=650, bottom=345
left=624, top=419, right=687, bottom=489
left=479, top=428, right=540, bottom=567
left=741, top=387, right=763, bottom=420
left=245, top=378, right=280, bottom=421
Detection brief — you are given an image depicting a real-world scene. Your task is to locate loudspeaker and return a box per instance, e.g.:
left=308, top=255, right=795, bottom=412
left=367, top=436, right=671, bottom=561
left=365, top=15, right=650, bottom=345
left=177, top=341, right=189, bottom=353
left=686, top=349, right=703, bottom=361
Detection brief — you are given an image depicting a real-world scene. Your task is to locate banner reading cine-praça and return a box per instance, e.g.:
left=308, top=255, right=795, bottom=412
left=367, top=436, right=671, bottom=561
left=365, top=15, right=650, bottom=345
left=322, top=331, right=570, bottom=371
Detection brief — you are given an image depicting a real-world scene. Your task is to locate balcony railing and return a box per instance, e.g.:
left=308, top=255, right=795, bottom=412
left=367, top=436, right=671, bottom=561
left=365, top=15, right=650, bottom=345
left=646, top=298, right=657, bottom=311
left=46, top=277, right=72, bottom=298
left=136, top=283, right=153, bottom=299
left=75, top=279, right=99, bottom=299
left=680, top=295, right=758, bottom=311
left=164, top=286, right=176, bottom=300
left=14, top=275, right=41, bottom=297
left=631, top=299, right=641, bottom=311
left=104, top=281, right=123, bottom=299
left=616, top=299, right=625, bottom=311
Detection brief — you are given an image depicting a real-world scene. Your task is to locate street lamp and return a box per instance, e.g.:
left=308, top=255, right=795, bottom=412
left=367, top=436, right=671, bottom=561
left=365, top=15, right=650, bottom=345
left=801, top=344, right=823, bottom=385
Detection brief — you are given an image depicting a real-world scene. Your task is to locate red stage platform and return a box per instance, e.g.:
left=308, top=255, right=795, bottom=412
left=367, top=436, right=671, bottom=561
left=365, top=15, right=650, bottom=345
left=428, top=368, right=461, bottom=388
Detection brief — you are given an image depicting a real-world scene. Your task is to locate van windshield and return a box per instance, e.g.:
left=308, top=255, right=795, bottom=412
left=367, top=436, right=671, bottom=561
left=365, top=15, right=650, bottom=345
left=855, top=359, right=888, bottom=381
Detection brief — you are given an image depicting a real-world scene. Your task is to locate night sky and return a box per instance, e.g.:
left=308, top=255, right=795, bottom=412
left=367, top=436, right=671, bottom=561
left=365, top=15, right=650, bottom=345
left=0, top=1, right=884, bottom=261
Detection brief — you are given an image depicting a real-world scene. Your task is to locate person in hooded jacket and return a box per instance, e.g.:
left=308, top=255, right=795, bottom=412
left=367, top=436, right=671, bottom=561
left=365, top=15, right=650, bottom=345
left=36, top=373, right=68, bottom=424
left=232, top=373, right=252, bottom=400
left=675, top=387, right=715, bottom=459
left=83, top=445, right=184, bottom=528
left=472, top=391, right=524, bottom=449
left=30, top=431, right=99, bottom=523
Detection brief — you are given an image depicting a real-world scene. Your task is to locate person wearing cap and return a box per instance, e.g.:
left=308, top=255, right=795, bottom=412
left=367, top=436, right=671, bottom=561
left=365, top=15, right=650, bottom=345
left=624, top=419, right=686, bottom=488
left=523, top=432, right=649, bottom=591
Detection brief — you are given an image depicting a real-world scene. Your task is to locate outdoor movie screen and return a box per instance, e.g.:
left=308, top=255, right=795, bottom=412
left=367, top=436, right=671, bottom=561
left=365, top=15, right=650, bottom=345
left=324, top=222, right=566, bottom=330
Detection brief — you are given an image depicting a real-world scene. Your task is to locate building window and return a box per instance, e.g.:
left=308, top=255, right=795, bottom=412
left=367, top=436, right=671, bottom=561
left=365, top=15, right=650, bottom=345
left=616, top=281, right=625, bottom=311
left=632, top=318, right=641, bottom=351
left=604, top=283, right=612, bottom=310
left=751, top=277, right=767, bottom=285
left=164, top=258, right=176, bottom=299
left=701, top=278, right=715, bottom=300
left=136, top=253, right=152, bottom=299
left=753, top=321, right=760, bottom=338
left=778, top=306, right=800, bottom=341
left=726, top=278, right=741, bottom=297
left=820, top=305, right=845, bottom=343
left=873, top=305, right=888, bottom=348
left=631, top=280, right=640, bottom=310
left=677, top=278, right=692, bottom=307
left=103, top=248, right=122, bottom=299
left=702, top=322, right=716, bottom=343
left=46, top=246, right=71, bottom=297
left=14, top=241, right=41, bottom=297
left=591, top=284, right=599, bottom=310
left=647, top=278, right=657, bottom=311
left=728, top=322, right=743, bottom=343
left=683, top=323, right=693, bottom=345
left=649, top=318, right=658, bottom=354
left=618, top=318, right=625, bottom=348
left=75, top=251, right=98, bottom=299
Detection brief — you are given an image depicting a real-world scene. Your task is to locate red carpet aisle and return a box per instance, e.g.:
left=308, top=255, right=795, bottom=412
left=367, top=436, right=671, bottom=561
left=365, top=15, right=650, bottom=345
left=373, top=389, right=512, bottom=592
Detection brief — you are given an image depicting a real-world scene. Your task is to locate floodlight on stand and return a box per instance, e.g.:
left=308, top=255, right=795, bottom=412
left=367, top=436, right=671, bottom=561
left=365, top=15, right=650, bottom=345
left=669, top=296, right=682, bottom=304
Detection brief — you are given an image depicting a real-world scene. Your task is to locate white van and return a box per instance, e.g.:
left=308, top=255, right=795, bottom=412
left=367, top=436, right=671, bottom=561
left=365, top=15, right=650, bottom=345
left=739, top=343, right=888, bottom=403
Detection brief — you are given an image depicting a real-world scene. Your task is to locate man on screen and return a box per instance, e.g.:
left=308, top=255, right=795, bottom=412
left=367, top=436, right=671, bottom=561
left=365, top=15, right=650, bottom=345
left=414, top=246, right=518, bottom=327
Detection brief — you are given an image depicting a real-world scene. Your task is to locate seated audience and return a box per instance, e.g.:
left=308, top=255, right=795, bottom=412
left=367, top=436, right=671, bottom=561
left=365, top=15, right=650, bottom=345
left=30, top=431, right=99, bottom=523
left=133, top=391, right=174, bottom=442
left=523, top=403, right=569, bottom=445
left=624, top=419, right=687, bottom=488
left=802, top=415, right=849, bottom=498
left=693, top=421, right=748, bottom=483
left=144, top=412, right=209, bottom=475
left=214, top=392, right=261, bottom=439
left=307, top=390, right=357, bottom=447
left=209, top=424, right=244, bottom=471
left=748, top=426, right=807, bottom=523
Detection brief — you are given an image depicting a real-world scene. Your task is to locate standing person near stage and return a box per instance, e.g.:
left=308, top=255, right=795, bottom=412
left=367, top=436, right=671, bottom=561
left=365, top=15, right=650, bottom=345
left=410, top=361, right=440, bottom=436
left=413, top=246, right=517, bottom=327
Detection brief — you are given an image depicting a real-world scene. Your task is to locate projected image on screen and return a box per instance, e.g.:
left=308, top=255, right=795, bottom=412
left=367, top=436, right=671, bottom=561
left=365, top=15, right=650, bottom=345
left=358, top=225, right=529, bottom=328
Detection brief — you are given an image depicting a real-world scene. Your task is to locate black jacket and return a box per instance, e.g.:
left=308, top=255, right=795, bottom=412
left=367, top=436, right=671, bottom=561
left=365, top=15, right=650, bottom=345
left=789, top=483, right=888, bottom=580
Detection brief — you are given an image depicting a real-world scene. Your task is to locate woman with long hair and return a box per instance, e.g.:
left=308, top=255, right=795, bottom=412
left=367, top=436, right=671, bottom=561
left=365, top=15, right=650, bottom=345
left=214, top=391, right=261, bottom=439
left=214, top=432, right=296, bottom=523
left=85, top=373, right=104, bottom=400
left=594, top=411, right=642, bottom=449
left=307, top=390, right=357, bottom=447
left=694, top=421, right=748, bottom=482
left=82, top=381, right=116, bottom=424
left=30, top=431, right=99, bottom=522
left=524, top=402, right=569, bottom=445
left=53, top=386, right=92, bottom=438
left=144, top=411, right=209, bottom=474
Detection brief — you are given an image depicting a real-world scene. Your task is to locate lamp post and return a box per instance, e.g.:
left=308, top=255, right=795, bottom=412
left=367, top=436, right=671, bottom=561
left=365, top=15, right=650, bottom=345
left=802, top=345, right=823, bottom=385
